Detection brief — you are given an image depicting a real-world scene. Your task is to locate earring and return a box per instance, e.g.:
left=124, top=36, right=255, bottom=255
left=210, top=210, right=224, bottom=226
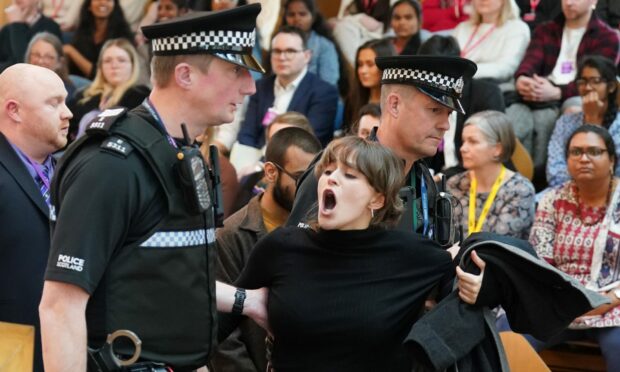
left=371, top=209, right=375, bottom=218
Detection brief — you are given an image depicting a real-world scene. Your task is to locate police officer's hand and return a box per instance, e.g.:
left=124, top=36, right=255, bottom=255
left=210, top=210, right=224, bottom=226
left=244, top=287, right=271, bottom=334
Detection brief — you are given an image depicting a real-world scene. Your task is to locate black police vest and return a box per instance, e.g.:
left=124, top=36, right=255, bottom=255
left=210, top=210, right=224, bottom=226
left=51, top=108, right=217, bottom=369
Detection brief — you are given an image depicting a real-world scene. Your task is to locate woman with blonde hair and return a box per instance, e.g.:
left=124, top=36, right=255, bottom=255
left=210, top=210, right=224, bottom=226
left=68, top=38, right=149, bottom=141
left=452, top=0, right=530, bottom=81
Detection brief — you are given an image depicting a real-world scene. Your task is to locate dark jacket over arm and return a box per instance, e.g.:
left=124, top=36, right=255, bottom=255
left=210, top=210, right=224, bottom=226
left=405, top=232, right=610, bottom=372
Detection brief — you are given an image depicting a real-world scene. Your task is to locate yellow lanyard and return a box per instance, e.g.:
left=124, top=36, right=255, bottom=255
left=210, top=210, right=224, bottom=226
left=468, top=166, right=505, bottom=235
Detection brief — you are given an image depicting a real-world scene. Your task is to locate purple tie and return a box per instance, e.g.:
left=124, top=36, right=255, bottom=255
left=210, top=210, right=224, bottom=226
left=37, top=164, right=51, bottom=207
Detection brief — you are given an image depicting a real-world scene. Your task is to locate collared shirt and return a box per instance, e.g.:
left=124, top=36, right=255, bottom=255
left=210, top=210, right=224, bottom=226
left=273, top=67, right=308, bottom=114
left=9, top=142, right=55, bottom=188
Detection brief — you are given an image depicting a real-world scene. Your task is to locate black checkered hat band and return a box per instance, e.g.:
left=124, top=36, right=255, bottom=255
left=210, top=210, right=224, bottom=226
left=152, top=29, right=255, bottom=53
left=382, top=68, right=458, bottom=94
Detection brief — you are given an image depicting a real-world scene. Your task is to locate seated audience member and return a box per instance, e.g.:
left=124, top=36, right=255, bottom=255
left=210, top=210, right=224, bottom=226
left=64, top=0, right=134, bottom=78
left=343, top=38, right=394, bottom=131
left=136, top=0, right=190, bottom=45
left=282, top=0, right=341, bottom=87
left=233, top=111, right=316, bottom=213
left=68, top=38, right=149, bottom=141
left=350, top=103, right=380, bottom=138
left=547, top=55, right=620, bottom=187
left=417, top=35, right=505, bottom=174
left=236, top=26, right=338, bottom=149
left=198, top=126, right=239, bottom=220
left=452, top=0, right=530, bottom=82
left=0, top=64, right=73, bottom=372
left=387, top=0, right=429, bottom=55
left=41, top=0, right=83, bottom=32
left=528, top=125, right=620, bottom=370
left=331, top=0, right=389, bottom=65
left=447, top=110, right=536, bottom=240
left=515, top=0, right=561, bottom=31
left=0, top=0, right=62, bottom=71
left=211, top=127, right=322, bottom=372
left=596, top=0, right=620, bottom=29
left=219, top=136, right=490, bottom=371
left=421, top=0, right=469, bottom=33
left=25, top=32, right=90, bottom=100
left=506, top=0, right=620, bottom=169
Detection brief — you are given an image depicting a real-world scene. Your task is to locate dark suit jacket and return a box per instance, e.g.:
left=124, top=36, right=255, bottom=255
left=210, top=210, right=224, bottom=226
left=237, top=72, right=338, bottom=148
left=0, top=133, right=51, bottom=372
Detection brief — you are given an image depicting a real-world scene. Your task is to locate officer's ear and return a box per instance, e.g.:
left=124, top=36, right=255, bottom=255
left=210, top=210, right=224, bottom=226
left=174, top=63, right=193, bottom=89
left=264, top=161, right=279, bottom=184
left=386, top=92, right=400, bottom=118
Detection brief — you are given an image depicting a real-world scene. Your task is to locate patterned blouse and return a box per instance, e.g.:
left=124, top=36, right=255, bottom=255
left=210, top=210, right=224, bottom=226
left=530, top=181, right=620, bottom=328
left=447, top=171, right=536, bottom=240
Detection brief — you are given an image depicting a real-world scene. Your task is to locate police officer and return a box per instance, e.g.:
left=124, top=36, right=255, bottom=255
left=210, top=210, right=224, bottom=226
left=39, top=5, right=267, bottom=371
left=287, top=56, right=477, bottom=243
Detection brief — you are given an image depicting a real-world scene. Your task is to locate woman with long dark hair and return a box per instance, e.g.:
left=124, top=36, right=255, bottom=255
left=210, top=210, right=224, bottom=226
left=388, top=0, right=425, bottom=55
left=63, top=0, right=134, bottom=78
left=343, top=38, right=394, bottom=130
left=282, top=0, right=347, bottom=90
left=547, top=55, right=620, bottom=187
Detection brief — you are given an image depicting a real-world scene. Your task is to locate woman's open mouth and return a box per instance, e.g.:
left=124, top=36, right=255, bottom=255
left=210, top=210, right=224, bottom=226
left=321, top=189, right=337, bottom=212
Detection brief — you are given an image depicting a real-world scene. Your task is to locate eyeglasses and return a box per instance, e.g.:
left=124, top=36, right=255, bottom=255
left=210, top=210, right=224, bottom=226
left=575, top=77, right=607, bottom=88
left=30, top=53, right=57, bottom=63
left=271, top=162, right=302, bottom=182
left=271, top=48, right=305, bottom=59
left=568, top=146, right=608, bottom=159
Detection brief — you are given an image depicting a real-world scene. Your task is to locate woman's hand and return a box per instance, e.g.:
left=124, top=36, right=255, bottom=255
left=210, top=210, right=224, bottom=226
left=456, top=250, right=486, bottom=304
left=582, top=91, right=606, bottom=124
left=244, top=287, right=271, bottom=334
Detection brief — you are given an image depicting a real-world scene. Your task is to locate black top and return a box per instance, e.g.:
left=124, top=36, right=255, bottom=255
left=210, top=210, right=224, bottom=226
left=0, top=15, right=62, bottom=71
left=231, top=226, right=453, bottom=372
left=67, top=85, right=150, bottom=142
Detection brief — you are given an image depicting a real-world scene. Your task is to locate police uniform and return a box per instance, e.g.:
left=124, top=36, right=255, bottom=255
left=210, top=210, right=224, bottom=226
left=44, top=5, right=264, bottom=371
left=287, top=55, right=476, bottom=246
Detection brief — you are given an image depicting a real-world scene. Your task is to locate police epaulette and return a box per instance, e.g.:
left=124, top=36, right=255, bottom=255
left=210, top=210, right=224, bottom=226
left=101, top=136, right=134, bottom=157
left=85, top=107, right=128, bottom=135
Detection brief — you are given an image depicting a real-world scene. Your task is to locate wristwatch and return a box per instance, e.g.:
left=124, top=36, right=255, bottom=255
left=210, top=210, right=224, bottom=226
left=232, top=288, right=246, bottom=315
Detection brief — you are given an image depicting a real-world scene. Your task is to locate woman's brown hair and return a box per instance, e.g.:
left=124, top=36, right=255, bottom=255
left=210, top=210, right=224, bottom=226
left=314, top=136, right=404, bottom=228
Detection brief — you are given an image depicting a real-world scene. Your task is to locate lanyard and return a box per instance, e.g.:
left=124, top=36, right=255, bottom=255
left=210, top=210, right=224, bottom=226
left=142, top=99, right=178, bottom=148
left=460, top=24, right=497, bottom=58
left=468, top=165, right=505, bottom=235
left=410, top=167, right=429, bottom=235
left=26, top=157, right=52, bottom=191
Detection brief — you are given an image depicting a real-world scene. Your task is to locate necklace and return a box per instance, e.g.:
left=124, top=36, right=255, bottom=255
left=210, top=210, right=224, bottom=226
left=574, top=178, right=614, bottom=226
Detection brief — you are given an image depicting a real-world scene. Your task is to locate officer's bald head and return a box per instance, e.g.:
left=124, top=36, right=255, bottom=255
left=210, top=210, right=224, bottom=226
left=0, top=63, right=72, bottom=162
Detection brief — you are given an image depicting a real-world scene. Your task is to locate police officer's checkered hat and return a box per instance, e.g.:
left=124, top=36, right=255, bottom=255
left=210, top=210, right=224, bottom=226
left=141, top=4, right=265, bottom=73
left=376, top=56, right=477, bottom=115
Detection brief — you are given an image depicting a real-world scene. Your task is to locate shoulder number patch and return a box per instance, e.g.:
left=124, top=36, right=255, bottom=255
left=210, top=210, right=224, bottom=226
left=101, top=136, right=134, bottom=157
left=86, top=107, right=128, bottom=134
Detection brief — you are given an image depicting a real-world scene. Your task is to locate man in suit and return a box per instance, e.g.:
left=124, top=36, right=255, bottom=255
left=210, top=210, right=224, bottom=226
left=0, top=63, right=72, bottom=372
left=236, top=25, right=339, bottom=149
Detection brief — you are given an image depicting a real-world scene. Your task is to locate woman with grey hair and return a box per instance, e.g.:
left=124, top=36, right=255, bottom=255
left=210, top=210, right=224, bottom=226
left=447, top=110, right=536, bottom=239
left=25, top=32, right=91, bottom=99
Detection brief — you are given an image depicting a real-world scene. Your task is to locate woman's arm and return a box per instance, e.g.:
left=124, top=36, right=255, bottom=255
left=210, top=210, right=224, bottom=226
left=63, top=44, right=93, bottom=77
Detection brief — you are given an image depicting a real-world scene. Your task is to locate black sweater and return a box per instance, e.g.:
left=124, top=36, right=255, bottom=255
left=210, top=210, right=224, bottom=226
left=222, top=226, right=453, bottom=372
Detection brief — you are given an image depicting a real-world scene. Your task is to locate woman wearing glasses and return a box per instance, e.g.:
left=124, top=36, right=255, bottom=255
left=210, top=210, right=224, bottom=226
left=547, top=55, right=620, bottom=187
left=529, top=125, right=620, bottom=370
